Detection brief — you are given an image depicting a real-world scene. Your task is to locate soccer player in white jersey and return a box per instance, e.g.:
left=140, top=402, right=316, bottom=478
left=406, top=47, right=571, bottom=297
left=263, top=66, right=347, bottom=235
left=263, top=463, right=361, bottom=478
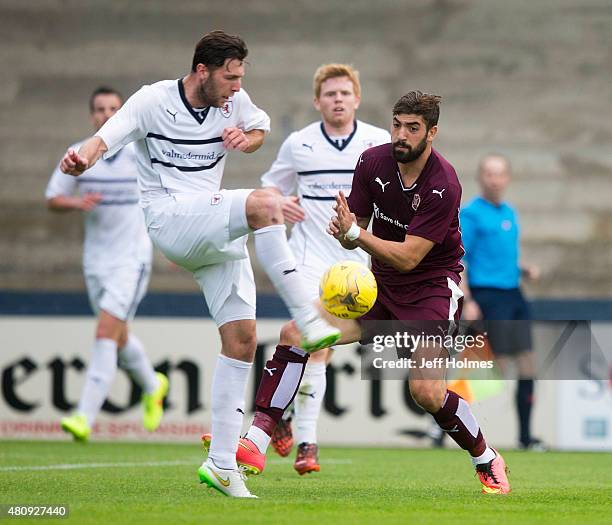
left=258, top=64, right=389, bottom=474
left=59, top=31, right=340, bottom=498
left=46, top=87, right=168, bottom=442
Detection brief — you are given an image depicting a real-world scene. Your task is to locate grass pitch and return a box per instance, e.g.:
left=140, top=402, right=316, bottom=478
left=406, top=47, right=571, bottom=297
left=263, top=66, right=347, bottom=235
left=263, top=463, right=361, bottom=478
left=0, top=441, right=610, bottom=524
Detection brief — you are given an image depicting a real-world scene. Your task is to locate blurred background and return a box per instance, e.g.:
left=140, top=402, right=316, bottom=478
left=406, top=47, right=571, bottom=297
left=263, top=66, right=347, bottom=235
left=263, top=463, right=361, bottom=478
left=2, top=0, right=612, bottom=295
left=1, top=0, right=611, bottom=449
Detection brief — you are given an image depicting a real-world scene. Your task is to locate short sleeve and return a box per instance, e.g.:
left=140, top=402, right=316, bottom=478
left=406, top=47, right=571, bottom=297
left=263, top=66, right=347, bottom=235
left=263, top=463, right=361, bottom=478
left=95, top=86, right=154, bottom=158
left=260, top=134, right=297, bottom=195
left=235, top=89, right=271, bottom=133
left=346, top=153, right=373, bottom=219
left=407, top=184, right=461, bottom=244
left=45, top=144, right=80, bottom=199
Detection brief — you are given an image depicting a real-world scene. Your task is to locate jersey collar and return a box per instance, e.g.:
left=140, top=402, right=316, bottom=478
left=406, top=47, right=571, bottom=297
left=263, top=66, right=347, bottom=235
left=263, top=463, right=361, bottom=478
left=320, top=120, right=357, bottom=151
left=178, top=79, right=211, bottom=125
left=396, top=149, right=435, bottom=192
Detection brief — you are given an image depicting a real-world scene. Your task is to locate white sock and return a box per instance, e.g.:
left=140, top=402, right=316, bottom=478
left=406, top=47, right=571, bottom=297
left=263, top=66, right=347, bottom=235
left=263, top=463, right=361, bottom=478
left=77, top=338, right=118, bottom=426
left=471, top=447, right=496, bottom=466
left=294, top=362, right=326, bottom=444
left=209, top=354, right=252, bottom=470
left=244, top=425, right=271, bottom=454
left=118, top=334, right=158, bottom=394
left=253, top=225, right=318, bottom=324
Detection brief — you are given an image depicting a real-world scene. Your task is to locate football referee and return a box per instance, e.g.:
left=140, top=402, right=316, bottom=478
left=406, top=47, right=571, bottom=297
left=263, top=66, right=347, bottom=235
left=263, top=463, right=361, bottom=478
left=461, top=154, right=545, bottom=450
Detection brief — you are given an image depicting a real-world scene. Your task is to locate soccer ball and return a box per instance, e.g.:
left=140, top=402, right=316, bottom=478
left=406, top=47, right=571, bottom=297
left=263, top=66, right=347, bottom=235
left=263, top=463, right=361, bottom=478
left=319, top=261, right=377, bottom=319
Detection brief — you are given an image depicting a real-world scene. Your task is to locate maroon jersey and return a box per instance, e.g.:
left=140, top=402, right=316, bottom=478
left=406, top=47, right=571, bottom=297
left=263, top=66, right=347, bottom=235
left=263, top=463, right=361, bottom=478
left=347, top=144, right=464, bottom=288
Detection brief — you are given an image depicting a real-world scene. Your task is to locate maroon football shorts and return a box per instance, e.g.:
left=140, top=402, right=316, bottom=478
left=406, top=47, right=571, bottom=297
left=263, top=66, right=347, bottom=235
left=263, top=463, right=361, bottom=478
left=360, top=275, right=463, bottom=322
left=358, top=275, right=464, bottom=347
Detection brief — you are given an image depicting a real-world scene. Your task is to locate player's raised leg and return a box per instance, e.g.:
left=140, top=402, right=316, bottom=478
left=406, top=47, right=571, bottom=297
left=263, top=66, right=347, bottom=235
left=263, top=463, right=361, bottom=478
left=246, top=190, right=341, bottom=351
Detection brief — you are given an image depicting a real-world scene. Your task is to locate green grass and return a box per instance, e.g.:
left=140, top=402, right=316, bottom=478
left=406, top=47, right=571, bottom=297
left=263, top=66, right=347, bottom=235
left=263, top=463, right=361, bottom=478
left=0, top=441, right=610, bottom=524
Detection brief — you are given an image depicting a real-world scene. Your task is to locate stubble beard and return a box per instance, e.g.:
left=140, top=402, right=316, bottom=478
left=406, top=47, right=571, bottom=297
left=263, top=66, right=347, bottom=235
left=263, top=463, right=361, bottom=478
left=198, top=78, right=221, bottom=108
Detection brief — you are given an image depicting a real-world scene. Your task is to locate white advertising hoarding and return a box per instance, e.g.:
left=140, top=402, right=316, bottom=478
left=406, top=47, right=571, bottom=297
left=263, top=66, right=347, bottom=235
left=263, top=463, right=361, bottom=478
left=1, top=317, right=610, bottom=450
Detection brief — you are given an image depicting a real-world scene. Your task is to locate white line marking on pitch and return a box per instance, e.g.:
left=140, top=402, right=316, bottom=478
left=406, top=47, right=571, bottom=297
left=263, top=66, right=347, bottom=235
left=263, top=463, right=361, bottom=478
left=0, top=460, right=194, bottom=472
left=0, top=458, right=352, bottom=472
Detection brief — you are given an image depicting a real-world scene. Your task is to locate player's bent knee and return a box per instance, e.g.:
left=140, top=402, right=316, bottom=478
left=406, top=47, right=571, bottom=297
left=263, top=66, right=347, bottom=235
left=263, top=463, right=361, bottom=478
left=279, top=320, right=301, bottom=346
left=410, top=382, right=445, bottom=413
left=219, top=321, right=257, bottom=362
left=246, top=189, right=282, bottom=229
left=117, top=333, right=128, bottom=349
left=222, top=339, right=256, bottom=362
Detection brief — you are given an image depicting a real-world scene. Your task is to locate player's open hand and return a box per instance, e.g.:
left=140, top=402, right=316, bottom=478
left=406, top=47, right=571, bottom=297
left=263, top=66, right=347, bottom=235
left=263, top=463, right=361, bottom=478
left=327, top=192, right=357, bottom=239
left=222, top=127, right=250, bottom=151
left=335, top=191, right=355, bottom=233
left=282, top=196, right=306, bottom=224
left=78, top=192, right=103, bottom=211
left=60, top=149, right=89, bottom=176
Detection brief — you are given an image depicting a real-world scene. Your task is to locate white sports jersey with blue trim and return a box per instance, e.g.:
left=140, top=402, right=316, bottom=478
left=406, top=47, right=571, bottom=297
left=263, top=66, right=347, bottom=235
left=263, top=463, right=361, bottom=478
left=46, top=142, right=152, bottom=272
left=261, top=120, right=390, bottom=269
left=95, top=79, right=270, bottom=206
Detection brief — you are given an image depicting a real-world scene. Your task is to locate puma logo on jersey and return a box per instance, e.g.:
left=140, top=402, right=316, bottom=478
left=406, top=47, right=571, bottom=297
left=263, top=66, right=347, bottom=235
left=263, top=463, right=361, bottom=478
left=447, top=424, right=460, bottom=433
left=166, top=109, right=177, bottom=122
left=302, top=143, right=314, bottom=151
left=264, top=366, right=277, bottom=376
left=375, top=177, right=391, bottom=192
left=432, top=188, right=446, bottom=198
left=283, top=268, right=297, bottom=275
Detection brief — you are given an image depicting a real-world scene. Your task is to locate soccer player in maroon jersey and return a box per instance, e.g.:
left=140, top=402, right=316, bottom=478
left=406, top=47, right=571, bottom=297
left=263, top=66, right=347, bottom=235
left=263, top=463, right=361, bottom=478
left=205, top=91, right=511, bottom=495
left=327, top=91, right=510, bottom=494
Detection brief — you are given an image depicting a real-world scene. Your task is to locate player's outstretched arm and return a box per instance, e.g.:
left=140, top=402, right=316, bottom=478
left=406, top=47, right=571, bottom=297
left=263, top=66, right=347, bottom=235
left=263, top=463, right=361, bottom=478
left=60, top=136, right=108, bottom=176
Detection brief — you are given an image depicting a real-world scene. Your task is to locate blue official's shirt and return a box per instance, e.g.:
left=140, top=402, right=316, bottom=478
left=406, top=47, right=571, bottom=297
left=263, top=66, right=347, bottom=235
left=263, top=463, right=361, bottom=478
left=460, top=196, right=520, bottom=289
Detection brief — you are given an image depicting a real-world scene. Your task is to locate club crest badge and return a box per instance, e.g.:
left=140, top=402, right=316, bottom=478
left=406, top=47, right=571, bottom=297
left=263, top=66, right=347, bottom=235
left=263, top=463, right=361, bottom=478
left=412, top=193, right=421, bottom=211
left=220, top=100, right=233, bottom=118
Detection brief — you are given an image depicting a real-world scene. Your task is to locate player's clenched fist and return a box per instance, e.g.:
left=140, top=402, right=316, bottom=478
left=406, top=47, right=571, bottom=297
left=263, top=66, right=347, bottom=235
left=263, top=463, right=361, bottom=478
left=222, top=127, right=250, bottom=151
left=60, top=149, right=89, bottom=176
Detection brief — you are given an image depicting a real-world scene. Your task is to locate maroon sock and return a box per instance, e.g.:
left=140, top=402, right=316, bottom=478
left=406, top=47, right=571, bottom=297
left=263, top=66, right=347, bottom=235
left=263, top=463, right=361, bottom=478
left=432, top=390, right=487, bottom=457
left=252, top=345, right=309, bottom=436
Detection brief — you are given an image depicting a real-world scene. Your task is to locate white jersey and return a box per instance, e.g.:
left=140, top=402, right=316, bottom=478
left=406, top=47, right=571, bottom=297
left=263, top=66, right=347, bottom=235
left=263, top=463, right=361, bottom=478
left=95, top=79, right=271, bottom=206
left=46, top=142, right=152, bottom=272
left=261, top=120, right=390, bottom=269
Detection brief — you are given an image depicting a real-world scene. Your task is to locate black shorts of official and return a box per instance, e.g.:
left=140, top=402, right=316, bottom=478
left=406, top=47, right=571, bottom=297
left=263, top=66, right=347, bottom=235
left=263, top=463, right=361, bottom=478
left=471, top=287, right=533, bottom=356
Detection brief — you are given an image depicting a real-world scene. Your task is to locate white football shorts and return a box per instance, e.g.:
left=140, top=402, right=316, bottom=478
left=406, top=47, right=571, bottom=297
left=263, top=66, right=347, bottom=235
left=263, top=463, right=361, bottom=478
left=143, top=189, right=256, bottom=326
left=85, top=263, right=151, bottom=321
left=143, top=189, right=253, bottom=271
